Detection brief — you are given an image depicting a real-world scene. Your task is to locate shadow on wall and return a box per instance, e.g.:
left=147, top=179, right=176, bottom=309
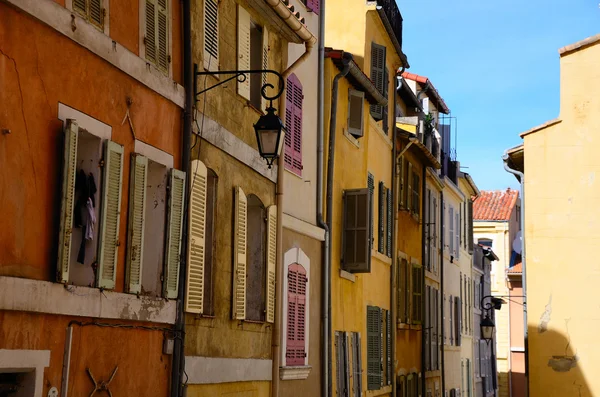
left=527, top=327, right=592, bottom=397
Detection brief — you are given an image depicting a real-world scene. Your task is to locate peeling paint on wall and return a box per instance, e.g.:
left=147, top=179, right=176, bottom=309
left=538, top=294, right=552, bottom=333
left=548, top=354, right=578, bottom=372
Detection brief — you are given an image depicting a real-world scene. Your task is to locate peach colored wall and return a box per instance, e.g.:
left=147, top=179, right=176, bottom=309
left=0, top=2, right=182, bottom=291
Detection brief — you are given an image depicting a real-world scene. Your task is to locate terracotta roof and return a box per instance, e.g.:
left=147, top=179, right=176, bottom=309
left=508, top=262, right=522, bottom=274
left=473, top=188, right=519, bottom=221
left=401, top=72, right=450, bottom=114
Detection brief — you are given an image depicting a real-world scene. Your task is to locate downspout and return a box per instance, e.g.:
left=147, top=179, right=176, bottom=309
left=272, top=40, right=313, bottom=397
left=171, top=0, right=192, bottom=395
left=420, top=165, right=426, bottom=397
left=502, top=152, right=527, bottom=397
left=324, top=54, right=351, bottom=397
left=440, top=192, right=446, bottom=395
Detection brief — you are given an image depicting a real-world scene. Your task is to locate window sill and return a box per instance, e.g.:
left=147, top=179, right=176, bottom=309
left=371, top=250, right=392, bottom=265
left=285, top=167, right=303, bottom=179
left=397, top=323, right=421, bottom=331
left=425, top=370, right=441, bottom=378
left=279, top=365, right=312, bottom=380
left=339, top=269, right=356, bottom=282
left=343, top=129, right=361, bottom=148
left=246, top=101, right=266, bottom=116
left=366, top=384, right=392, bottom=397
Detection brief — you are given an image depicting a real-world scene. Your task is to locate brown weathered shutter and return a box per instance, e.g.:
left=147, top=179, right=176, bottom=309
left=455, top=296, right=462, bottom=346
left=382, top=67, right=389, bottom=133
left=378, top=182, right=384, bottom=253
left=352, top=332, right=362, bottom=397
left=265, top=205, right=277, bottom=323
left=368, top=173, right=374, bottom=250
left=348, top=90, right=365, bottom=137
left=468, top=200, right=474, bottom=253
left=367, top=306, right=382, bottom=390
left=369, top=42, right=386, bottom=120
left=342, top=188, right=371, bottom=273
left=386, top=187, right=392, bottom=257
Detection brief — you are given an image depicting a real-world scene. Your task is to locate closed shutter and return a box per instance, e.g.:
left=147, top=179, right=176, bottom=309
left=449, top=294, right=453, bottom=345
left=348, top=90, right=365, bottom=137
left=237, top=5, right=251, bottom=99
left=407, top=162, right=413, bottom=211
left=413, top=173, right=420, bottom=218
left=89, top=0, right=103, bottom=27
left=398, top=258, right=406, bottom=323
left=367, top=306, right=382, bottom=389
left=352, top=332, right=363, bottom=397
left=467, top=359, right=472, bottom=397
left=412, top=265, right=422, bottom=324
left=386, top=187, right=392, bottom=257
left=57, top=120, right=79, bottom=284
left=306, top=0, right=320, bottom=14
left=126, top=154, right=148, bottom=294
left=399, top=376, right=406, bottom=397
left=368, top=173, right=374, bottom=250
left=342, top=189, right=371, bottom=273
left=261, top=27, right=270, bottom=111
left=424, top=189, right=430, bottom=270
left=265, top=205, right=277, bottom=323
left=369, top=43, right=386, bottom=120
left=386, top=310, right=392, bottom=385
left=382, top=67, right=389, bottom=133
left=73, top=0, right=86, bottom=15
left=164, top=169, right=186, bottom=299
left=284, top=74, right=303, bottom=175
left=286, top=263, right=307, bottom=365
left=145, top=0, right=157, bottom=63
left=432, top=289, right=438, bottom=370
left=97, top=141, right=124, bottom=289
left=203, top=0, right=219, bottom=71
left=157, top=0, right=168, bottom=71
left=455, top=296, right=461, bottom=346
left=441, top=201, right=446, bottom=255
left=233, top=186, right=248, bottom=319
left=432, top=196, right=438, bottom=273
left=398, top=157, right=404, bottom=208
left=467, top=200, right=474, bottom=253
left=425, top=286, right=430, bottom=371
left=449, top=207, right=454, bottom=255
left=335, top=331, right=345, bottom=397
left=185, top=160, right=208, bottom=313
left=378, top=182, right=384, bottom=253
left=455, top=212, right=460, bottom=258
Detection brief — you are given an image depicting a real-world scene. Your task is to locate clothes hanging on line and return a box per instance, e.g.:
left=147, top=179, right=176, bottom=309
left=75, top=170, right=97, bottom=264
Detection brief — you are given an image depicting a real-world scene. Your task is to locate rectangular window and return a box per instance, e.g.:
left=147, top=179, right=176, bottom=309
left=432, top=194, right=438, bottom=274
left=144, top=0, right=169, bottom=72
left=367, top=306, right=382, bottom=390
left=455, top=296, right=462, bottom=346
left=73, top=0, right=104, bottom=29
left=348, top=90, right=365, bottom=138
left=424, top=188, right=430, bottom=271
left=336, top=331, right=350, bottom=397
left=342, top=189, right=371, bottom=273
left=284, top=74, right=303, bottom=176
left=411, top=264, right=423, bottom=324
left=369, top=43, right=387, bottom=120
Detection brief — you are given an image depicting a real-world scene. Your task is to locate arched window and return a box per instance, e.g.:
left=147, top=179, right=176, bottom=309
left=246, top=194, right=266, bottom=321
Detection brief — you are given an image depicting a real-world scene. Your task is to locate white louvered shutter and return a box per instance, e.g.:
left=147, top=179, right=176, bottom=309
left=237, top=5, right=251, bottom=100
left=265, top=205, right=277, bottom=323
left=97, top=140, right=124, bottom=289
left=261, top=27, right=269, bottom=112
left=233, top=186, right=248, bottom=319
left=145, top=0, right=157, bottom=64
left=57, top=120, right=79, bottom=284
left=185, top=160, right=208, bottom=313
left=164, top=169, right=186, bottom=298
left=157, top=0, right=169, bottom=71
left=126, top=154, right=148, bottom=294
left=203, top=0, right=219, bottom=71
left=73, top=0, right=86, bottom=15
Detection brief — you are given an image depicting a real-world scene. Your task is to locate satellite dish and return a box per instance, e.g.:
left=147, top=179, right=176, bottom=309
left=512, top=230, right=522, bottom=254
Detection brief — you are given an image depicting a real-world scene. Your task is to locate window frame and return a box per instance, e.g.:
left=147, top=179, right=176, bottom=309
left=139, top=0, right=172, bottom=77
left=67, top=0, right=109, bottom=34
left=348, top=89, right=366, bottom=138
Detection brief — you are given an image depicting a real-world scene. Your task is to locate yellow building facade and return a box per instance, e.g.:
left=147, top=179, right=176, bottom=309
left=506, top=33, right=600, bottom=397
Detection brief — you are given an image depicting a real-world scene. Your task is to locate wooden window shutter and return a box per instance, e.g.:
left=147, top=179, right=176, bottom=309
left=399, top=376, right=406, bottom=397
left=406, top=162, right=412, bottom=211
left=164, top=169, right=186, bottom=298
left=386, top=187, right=392, bottom=257
left=413, top=173, right=420, bottom=218
left=449, top=294, right=453, bottom=345
left=449, top=206, right=454, bottom=255
left=265, top=205, right=277, bottom=323
left=145, top=0, right=157, bottom=63
left=335, top=331, right=343, bottom=396
left=126, top=154, right=149, bottom=294
left=432, top=289, right=438, bottom=370
left=261, top=27, right=270, bottom=111
left=233, top=186, right=248, bottom=319
left=286, top=263, right=307, bottom=365
left=89, top=0, right=103, bottom=27
left=352, top=332, right=362, bottom=397
left=348, top=89, right=365, bottom=138
left=73, top=0, right=86, bottom=15
left=237, top=5, right=251, bottom=100
left=369, top=43, right=386, bottom=120
left=382, top=67, right=389, bottom=134
left=306, top=0, right=320, bottom=15
left=467, top=200, right=474, bottom=253
left=57, top=120, right=79, bottom=284
left=284, top=77, right=294, bottom=170
left=411, top=264, right=422, bottom=324
left=455, top=212, right=460, bottom=258
left=285, top=74, right=303, bottom=175
left=397, top=258, right=404, bottom=323
left=342, top=188, right=371, bottom=273
left=203, top=0, right=219, bottom=71
left=424, top=189, right=430, bottom=270
left=157, top=0, right=169, bottom=71
left=367, top=173, right=374, bottom=249
left=97, top=140, right=124, bottom=290
left=366, top=306, right=382, bottom=390
left=455, top=296, right=461, bottom=346
left=398, top=156, right=405, bottom=209
left=184, top=160, right=208, bottom=313
left=386, top=310, right=392, bottom=385
left=378, top=182, right=384, bottom=253
left=424, top=286, right=430, bottom=371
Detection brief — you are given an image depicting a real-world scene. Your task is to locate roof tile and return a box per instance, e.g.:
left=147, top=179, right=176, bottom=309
left=473, top=188, right=519, bottom=221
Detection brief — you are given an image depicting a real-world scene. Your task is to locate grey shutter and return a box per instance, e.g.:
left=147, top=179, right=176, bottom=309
left=378, top=182, right=384, bottom=253
left=344, top=333, right=351, bottom=396
left=369, top=43, right=386, bottom=120
left=425, top=286, right=430, bottom=371
left=352, top=332, right=363, bottom=397
left=368, top=173, right=374, bottom=250
left=348, top=90, right=365, bottom=137
left=386, top=310, right=392, bottom=385
left=433, top=289, right=438, bottom=370
left=386, top=187, right=392, bottom=257
left=424, top=189, right=430, bottom=270
left=367, top=306, right=382, bottom=389
left=342, top=189, right=371, bottom=273
left=336, top=331, right=345, bottom=397
left=382, top=67, right=389, bottom=133
left=468, top=200, right=474, bottom=253
left=449, top=294, right=453, bottom=345
left=455, top=296, right=461, bottom=346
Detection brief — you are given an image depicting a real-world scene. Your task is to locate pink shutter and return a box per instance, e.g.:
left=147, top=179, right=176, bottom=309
left=284, top=77, right=294, bottom=170
left=286, top=263, right=307, bottom=366
left=306, top=0, right=319, bottom=15
left=291, top=76, right=303, bottom=176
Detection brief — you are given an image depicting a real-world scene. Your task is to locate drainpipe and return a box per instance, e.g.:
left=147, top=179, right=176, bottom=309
left=440, top=192, right=446, bottom=395
left=502, top=152, right=527, bottom=397
left=420, top=165, right=426, bottom=397
left=171, top=0, right=192, bottom=395
left=272, top=40, right=313, bottom=397
left=324, top=54, right=351, bottom=397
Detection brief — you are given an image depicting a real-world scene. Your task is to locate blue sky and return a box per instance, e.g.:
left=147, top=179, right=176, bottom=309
left=400, top=0, right=600, bottom=191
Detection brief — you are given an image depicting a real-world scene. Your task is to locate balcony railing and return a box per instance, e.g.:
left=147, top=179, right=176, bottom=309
left=376, top=0, right=404, bottom=50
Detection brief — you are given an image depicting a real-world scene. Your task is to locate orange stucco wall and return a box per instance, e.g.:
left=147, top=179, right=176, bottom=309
left=0, top=2, right=182, bottom=291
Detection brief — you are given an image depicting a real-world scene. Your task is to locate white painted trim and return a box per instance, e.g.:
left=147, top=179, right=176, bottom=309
left=58, top=103, right=112, bottom=140
left=510, top=347, right=525, bottom=352
left=185, top=356, right=272, bottom=384
left=65, top=0, right=110, bottom=35
left=282, top=213, right=326, bottom=241
left=134, top=140, right=174, bottom=168
left=194, top=111, right=278, bottom=183
left=0, top=349, right=50, bottom=397
left=281, top=247, right=310, bottom=367
left=339, top=269, right=356, bottom=282
left=0, top=276, right=176, bottom=324
left=279, top=365, right=312, bottom=380
left=7, top=0, right=185, bottom=108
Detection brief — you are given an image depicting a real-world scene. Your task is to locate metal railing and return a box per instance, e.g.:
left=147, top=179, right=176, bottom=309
left=376, top=0, right=403, bottom=49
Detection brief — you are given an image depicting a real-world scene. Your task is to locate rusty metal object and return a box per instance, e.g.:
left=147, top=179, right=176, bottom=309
left=87, top=366, right=118, bottom=397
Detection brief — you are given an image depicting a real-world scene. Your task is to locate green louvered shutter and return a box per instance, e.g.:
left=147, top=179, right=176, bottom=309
left=368, top=173, right=374, bottom=250
left=164, top=169, right=186, bottom=299
left=378, top=182, right=384, bottom=253
left=367, top=306, right=382, bottom=389
left=386, top=187, right=392, bottom=257
left=126, top=154, right=148, bottom=294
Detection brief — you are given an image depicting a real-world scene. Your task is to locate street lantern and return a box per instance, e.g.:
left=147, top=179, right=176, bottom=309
left=254, top=106, right=285, bottom=168
left=481, top=315, right=495, bottom=342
